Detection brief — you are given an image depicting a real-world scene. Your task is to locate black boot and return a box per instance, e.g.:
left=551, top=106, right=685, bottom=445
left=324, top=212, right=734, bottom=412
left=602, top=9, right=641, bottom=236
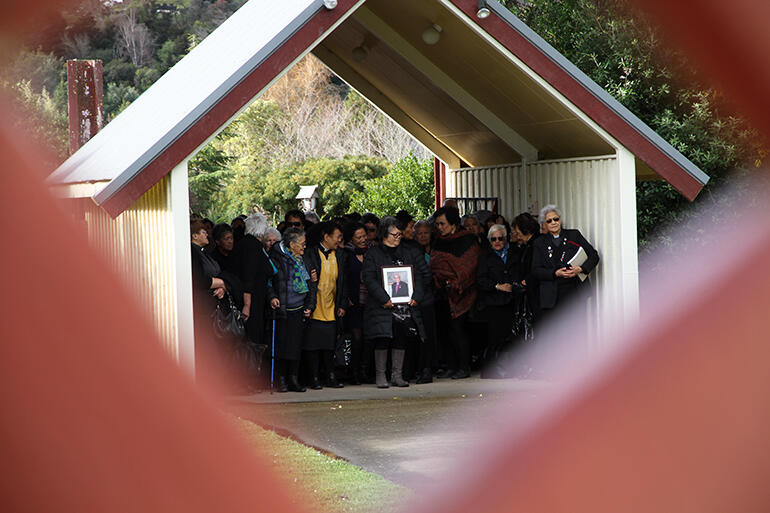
left=309, top=374, right=323, bottom=390
left=326, top=372, right=344, bottom=388
left=416, top=367, right=433, bottom=384
left=276, top=376, right=289, bottom=393
left=288, top=375, right=306, bottom=392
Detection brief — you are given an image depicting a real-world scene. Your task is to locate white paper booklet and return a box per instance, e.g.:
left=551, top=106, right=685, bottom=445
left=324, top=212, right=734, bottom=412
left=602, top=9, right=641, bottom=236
left=567, top=245, right=588, bottom=282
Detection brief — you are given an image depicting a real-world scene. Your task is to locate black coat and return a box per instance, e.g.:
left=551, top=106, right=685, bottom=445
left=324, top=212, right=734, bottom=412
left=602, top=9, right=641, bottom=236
left=476, top=245, right=521, bottom=307
left=362, top=243, right=427, bottom=341
left=532, top=229, right=599, bottom=309
left=232, top=234, right=272, bottom=298
left=516, top=234, right=541, bottom=316
left=232, top=234, right=273, bottom=343
left=266, top=244, right=317, bottom=318
left=402, top=238, right=435, bottom=306
left=303, top=245, right=349, bottom=317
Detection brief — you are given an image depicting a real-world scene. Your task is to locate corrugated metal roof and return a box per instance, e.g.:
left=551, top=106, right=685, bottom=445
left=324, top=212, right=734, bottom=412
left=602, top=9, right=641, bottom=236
left=47, top=0, right=320, bottom=190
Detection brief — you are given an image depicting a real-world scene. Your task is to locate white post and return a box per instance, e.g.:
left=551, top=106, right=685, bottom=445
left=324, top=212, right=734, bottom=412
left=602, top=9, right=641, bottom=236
left=616, top=147, right=640, bottom=324
left=169, top=160, right=195, bottom=376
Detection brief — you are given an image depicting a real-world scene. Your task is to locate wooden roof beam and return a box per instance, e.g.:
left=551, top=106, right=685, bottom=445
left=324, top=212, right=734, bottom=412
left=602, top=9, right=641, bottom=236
left=313, top=44, right=463, bottom=169
left=354, top=6, right=539, bottom=163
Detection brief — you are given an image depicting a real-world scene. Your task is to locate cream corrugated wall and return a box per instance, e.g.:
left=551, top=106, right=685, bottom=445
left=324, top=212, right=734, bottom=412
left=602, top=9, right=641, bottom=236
left=83, top=176, right=178, bottom=359
left=447, top=156, right=622, bottom=348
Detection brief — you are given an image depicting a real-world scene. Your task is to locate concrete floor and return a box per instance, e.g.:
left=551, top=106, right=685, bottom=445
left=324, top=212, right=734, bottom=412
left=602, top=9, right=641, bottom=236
left=228, top=376, right=550, bottom=488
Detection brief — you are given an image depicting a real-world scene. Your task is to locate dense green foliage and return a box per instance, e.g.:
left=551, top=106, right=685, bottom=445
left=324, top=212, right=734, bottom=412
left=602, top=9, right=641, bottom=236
left=506, top=0, right=764, bottom=251
left=349, top=153, right=436, bottom=220
left=216, top=155, right=390, bottom=224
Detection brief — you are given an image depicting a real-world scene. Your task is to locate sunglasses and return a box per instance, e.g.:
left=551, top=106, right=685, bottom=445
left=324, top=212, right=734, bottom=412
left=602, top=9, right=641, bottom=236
left=545, top=217, right=560, bottom=224
left=490, top=236, right=506, bottom=242
left=287, top=222, right=302, bottom=227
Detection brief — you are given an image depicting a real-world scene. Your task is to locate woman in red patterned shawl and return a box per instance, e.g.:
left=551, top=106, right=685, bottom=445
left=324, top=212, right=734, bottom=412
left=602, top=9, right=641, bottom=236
left=430, top=206, right=481, bottom=379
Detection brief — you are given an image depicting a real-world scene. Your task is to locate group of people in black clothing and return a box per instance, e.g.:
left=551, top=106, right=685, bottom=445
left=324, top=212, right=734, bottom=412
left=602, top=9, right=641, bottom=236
left=190, top=200, right=599, bottom=393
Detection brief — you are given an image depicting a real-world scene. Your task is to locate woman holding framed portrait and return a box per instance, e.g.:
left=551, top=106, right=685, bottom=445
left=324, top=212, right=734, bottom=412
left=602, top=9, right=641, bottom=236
left=362, top=216, right=429, bottom=388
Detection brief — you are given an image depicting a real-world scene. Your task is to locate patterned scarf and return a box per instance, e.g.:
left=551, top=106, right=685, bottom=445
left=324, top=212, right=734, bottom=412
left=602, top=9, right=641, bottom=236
left=281, top=242, right=310, bottom=293
left=493, top=243, right=509, bottom=264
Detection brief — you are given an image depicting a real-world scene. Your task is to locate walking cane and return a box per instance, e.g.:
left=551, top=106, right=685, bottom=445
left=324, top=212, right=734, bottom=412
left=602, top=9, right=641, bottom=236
left=270, top=317, right=276, bottom=394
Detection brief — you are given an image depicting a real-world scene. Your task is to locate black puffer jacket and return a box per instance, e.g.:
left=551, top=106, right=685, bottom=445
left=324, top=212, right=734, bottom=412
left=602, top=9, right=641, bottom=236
left=361, top=243, right=427, bottom=341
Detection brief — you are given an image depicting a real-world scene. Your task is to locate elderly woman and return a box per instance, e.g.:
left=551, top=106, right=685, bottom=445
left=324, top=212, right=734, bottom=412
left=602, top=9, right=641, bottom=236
left=362, top=217, right=428, bottom=388
left=476, top=223, right=521, bottom=375
left=430, top=206, right=480, bottom=379
left=263, top=227, right=281, bottom=252
left=191, top=220, right=227, bottom=301
left=233, top=213, right=275, bottom=352
left=267, top=227, right=317, bottom=393
left=303, top=222, right=348, bottom=389
left=532, top=205, right=599, bottom=321
left=190, top=220, right=228, bottom=386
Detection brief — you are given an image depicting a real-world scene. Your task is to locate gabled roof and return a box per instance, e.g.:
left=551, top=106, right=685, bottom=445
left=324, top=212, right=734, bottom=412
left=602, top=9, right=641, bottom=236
left=47, top=0, right=708, bottom=218
left=296, top=185, right=319, bottom=199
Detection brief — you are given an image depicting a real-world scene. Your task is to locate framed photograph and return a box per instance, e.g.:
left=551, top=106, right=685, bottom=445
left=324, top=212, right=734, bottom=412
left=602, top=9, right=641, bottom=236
left=381, top=265, right=414, bottom=304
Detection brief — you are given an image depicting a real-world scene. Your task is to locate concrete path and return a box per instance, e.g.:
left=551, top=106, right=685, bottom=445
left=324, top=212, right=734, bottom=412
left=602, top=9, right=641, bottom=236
left=228, top=376, right=550, bottom=489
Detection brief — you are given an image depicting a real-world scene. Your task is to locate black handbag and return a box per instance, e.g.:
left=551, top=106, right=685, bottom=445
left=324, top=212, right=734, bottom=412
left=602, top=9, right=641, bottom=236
left=211, top=291, right=246, bottom=340
left=334, top=334, right=351, bottom=367
left=392, top=304, right=418, bottom=337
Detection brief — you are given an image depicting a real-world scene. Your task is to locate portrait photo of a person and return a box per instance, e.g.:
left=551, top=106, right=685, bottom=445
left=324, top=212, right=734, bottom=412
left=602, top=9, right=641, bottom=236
left=390, top=272, right=410, bottom=298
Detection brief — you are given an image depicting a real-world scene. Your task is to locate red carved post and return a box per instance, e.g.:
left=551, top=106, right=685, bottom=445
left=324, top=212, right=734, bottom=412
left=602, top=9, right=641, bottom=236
left=67, top=60, right=104, bottom=154
left=434, top=157, right=446, bottom=210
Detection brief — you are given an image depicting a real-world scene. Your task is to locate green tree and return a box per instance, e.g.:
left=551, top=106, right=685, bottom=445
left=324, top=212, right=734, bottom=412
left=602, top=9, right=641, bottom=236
left=188, top=139, right=234, bottom=219
left=219, top=155, right=389, bottom=222
left=349, top=153, right=435, bottom=219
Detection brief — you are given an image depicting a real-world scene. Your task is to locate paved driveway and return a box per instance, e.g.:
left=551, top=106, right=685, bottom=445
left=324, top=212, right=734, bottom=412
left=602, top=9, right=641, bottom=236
left=228, top=377, right=549, bottom=488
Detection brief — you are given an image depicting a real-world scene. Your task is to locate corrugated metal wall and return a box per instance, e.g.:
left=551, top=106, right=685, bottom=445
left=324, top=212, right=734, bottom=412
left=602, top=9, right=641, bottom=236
left=447, top=156, right=623, bottom=348
left=83, top=176, right=178, bottom=359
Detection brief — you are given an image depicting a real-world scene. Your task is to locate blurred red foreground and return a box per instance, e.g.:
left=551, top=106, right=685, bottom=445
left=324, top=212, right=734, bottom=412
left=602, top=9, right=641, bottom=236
left=2, top=1, right=770, bottom=512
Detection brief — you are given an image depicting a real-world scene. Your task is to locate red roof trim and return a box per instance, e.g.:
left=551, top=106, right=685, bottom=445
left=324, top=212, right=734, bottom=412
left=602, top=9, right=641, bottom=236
left=99, top=0, right=362, bottom=218
left=450, top=0, right=704, bottom=201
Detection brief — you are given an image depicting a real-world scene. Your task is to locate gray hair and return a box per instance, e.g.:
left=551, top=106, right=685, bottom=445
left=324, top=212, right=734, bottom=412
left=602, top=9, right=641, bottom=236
left=461, top=214, right=478, bottom=224
left=538, top=204, right=563, bottom=225
left=304, top=211, right=320, bottom=224
left=282, top=227, right=305, bottom=246
left=414, top=220, right=431, bottom=230
left=487, top=223, right=508, bottom=240
left=264, top=227, right=281, bottom=241
left=245, top=213, right=269, bottom=238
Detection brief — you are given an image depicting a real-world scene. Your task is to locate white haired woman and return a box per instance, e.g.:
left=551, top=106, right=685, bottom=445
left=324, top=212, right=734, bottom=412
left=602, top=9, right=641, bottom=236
left=531, top=205, right=599, bottom=323
left=267, top=227, right=317, bottom=392
left=232, top=213, right=277, bottom=376
left=476, top=223, right=521, bottom=377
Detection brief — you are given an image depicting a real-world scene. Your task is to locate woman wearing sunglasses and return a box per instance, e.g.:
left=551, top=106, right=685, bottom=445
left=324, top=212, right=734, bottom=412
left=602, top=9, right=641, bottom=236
left=532, top=205, right=599, bottom=324
left=476, top=224, right=521, bottom=377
